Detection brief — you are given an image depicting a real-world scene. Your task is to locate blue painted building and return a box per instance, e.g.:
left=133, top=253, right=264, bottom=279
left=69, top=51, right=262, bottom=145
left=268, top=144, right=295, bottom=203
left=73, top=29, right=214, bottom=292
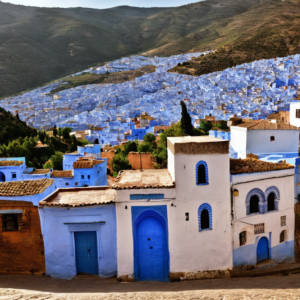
left=51, top=157, right=107, bottom=188
left=0, top=158, right=26, bottom=182
left=39, top=187, right=117, bottom=279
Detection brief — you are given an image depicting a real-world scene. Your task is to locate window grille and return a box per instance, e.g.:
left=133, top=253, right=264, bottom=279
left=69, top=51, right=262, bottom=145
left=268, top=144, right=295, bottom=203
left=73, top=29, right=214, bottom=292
left=2, top=214, right=18, bottom=231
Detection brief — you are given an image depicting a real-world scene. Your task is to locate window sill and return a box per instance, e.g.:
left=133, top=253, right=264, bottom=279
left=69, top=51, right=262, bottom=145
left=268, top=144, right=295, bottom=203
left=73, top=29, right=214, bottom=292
left=196, top=183, right=209, bottom=186
left=199, top=228, right=212, bottom=232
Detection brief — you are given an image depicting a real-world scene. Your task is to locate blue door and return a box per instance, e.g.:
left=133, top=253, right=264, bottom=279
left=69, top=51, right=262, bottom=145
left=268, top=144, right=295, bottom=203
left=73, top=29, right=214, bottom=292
left=137, top=216, right=167, bottom=281
left=75, top=231, right=98, bottom=275
left=0, top=172, right=5, bottom=182
left=257, top=237, right=269, bottom=263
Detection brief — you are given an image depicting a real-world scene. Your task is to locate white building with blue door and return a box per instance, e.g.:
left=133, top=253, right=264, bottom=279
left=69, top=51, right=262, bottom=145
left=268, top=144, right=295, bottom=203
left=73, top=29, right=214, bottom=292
left=231, top=158, right=295, bottom=267
left=39, top=187, right=117, bottom=280
left=113, top=136, right=233, bottom=282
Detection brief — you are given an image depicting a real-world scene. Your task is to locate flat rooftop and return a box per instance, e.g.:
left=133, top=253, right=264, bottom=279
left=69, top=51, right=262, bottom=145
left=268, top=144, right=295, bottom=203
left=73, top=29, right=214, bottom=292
left=230, top=158, right=295, bottom=175
left=39, top=187, right=115, bottom=207
left=167, top=136, right=229, bottom=155
left=112, top=169, right=175, bottom=190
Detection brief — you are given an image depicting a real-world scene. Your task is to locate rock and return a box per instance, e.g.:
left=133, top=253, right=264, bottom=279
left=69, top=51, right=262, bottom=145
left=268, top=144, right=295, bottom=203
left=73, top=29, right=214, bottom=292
left=186, top=272, right=195, bottom=280
left=117, top=274, right=135, bottom=282
left=221, top=270, right=231, bottom=278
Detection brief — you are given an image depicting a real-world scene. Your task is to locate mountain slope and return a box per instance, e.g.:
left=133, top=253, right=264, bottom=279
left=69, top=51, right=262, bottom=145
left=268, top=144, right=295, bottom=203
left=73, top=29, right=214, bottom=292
left=170, top=0, right=300, bottom=76
left=0, top=0, right=270, bottom=99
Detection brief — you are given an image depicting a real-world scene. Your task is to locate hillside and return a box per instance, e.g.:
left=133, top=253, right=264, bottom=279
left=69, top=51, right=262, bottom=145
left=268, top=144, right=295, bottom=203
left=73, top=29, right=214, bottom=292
left=0, top=108, right=37, bottom=144
left=169, top=0, right=300, bottom=76
left=0, top=0, right=270, bottom=99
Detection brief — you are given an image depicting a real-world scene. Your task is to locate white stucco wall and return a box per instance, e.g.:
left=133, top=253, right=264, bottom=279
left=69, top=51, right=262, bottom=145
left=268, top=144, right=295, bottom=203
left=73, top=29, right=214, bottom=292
left=39, top=204, right=117, bottom=279
left=290, top=102, right=300, bottom=127
left=115, top=152, right=233, bottom=278
left=246, top=130, right=299, bottom=155
left=230, top=127, right=247, bottom=158
left=231, top=169, right=295, bottom=265
left=115, top=188, right=176, bottom=277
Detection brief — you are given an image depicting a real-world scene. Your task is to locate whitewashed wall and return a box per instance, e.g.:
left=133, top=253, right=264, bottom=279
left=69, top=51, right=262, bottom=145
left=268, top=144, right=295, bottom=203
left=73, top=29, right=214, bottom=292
left=290, top=102, right=300, bottom=127
left=232, top=169, right=295, bottom=265
left=230, top=127, right=247, bottom=158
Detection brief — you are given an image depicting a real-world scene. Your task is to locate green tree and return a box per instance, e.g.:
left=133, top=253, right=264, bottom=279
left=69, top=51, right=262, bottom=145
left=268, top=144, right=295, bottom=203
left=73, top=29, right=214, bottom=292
left=53, top=125, right=58, bottom=137
left=180, top=101, right=193, bottom=135
left=62, top=127, right=72, bottom=140
left=199, top=121, right=213, bottom=133
left=43, top=161, right=53, bottom=169
left=50, top=151, right=63, bottom=170
left=32, top=157, right=40, bottom=168
left=123, top=141, right=137, bottom=155
left=143, top=133, right=156, bottom=143
left=137, top=142, right=153, bottom=153
left=113, top=153, right=131, bottom=175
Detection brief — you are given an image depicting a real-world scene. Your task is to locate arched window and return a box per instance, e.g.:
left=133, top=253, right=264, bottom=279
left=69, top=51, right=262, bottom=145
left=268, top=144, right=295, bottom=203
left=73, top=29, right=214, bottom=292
left=198, top=203, right=212, bottom=231
left=245, top=188, right=265, bottom=215
left=239, top=231, right=246, bottom=246
left=201, top=210, right=209, bottom=229
left=249, top=195, right=259, bottom=214
left=267, top=192, right=275, bottom=211
left=196, top=161, right=209, bottom=186
left=280, top=230, right=286, bottom=243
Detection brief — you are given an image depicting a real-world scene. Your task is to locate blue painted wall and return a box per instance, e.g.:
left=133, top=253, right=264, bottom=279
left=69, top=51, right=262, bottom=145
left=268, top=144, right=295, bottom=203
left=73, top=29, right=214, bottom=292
left=271, top=240, right=295, bottom=263
left=233, top=243, right=257, bottom=267
left=40, top=204, right=117, bottom=280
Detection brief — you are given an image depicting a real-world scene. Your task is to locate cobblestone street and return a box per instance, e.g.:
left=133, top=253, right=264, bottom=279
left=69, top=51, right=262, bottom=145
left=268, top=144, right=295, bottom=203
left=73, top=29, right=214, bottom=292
left=1, top=273, right=300, bottom=299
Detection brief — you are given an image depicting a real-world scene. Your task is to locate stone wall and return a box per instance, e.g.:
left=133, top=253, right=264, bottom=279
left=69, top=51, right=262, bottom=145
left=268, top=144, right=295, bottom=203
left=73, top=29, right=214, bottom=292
left=0, top=200, right=45, bottom=274
left=128, top=152, right=155, bottom=170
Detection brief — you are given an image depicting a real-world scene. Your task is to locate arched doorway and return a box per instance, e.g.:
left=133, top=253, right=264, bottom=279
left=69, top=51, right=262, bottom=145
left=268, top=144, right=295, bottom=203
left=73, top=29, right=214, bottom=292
left=257, top=237, right=269, bottom=263
left=136, top=214, right=168, bottom=281
left=0, top=172, right=5, bottom=182
left=267, top=192, right=275, bottom=211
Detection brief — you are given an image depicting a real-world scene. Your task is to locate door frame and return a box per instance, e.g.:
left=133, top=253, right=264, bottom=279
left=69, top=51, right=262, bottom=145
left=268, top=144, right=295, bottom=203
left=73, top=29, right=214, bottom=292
left=132, top=206, right=169, bottom=281
left=65, top=222, right=105, bottom=275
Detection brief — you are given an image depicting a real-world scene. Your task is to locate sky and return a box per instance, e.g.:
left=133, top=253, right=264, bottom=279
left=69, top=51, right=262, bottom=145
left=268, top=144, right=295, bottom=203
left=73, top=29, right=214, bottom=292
left=3, top=0, right=198, bottom=9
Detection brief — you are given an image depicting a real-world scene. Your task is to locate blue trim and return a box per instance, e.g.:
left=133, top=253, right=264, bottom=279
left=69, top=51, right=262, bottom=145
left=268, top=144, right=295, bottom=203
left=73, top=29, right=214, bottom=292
left=198, top=203, right=212, bottom=231
left=130, top=194, right=164, bottom=200
left=245, top=188, right=266, bottom=215
left=195, top=161, right=209, bottom=186
left=132, top=206, right=169, bottom=282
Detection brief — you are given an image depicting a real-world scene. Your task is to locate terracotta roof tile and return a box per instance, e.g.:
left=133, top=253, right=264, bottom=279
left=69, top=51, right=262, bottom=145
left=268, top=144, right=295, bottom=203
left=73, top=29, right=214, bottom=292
left=73, top=159, right=104, bottom=169
left=235, top=120, right=298, bottom=130
left=39, top=188, right=115, bottom=207
left=51, top=170, right=73, bottom=178
left=112, top=169, right=175, bottom=190
left=0, top=179, right=54, bottom=196
left=230, top=158, right=294, bottom=175
left=29, top=169, right=50, bottom=175
left=0, top=161, right=24, bottom=166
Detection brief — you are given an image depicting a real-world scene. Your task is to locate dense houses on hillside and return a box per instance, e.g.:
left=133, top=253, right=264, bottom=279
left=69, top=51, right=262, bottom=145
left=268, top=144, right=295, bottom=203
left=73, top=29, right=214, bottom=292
left=2, top=52, right=300, bottom=148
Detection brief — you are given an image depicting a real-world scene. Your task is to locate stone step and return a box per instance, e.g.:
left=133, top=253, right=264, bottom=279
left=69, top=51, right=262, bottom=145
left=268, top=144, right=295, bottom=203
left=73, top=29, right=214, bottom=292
left=255, top=259, right=278, bottom=269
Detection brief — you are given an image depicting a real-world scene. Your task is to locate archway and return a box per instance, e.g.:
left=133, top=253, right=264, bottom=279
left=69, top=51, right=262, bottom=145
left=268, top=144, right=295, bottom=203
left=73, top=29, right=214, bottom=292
left=257, top=237, right=269, bottom=263
left=135, top=213, right=168, bottom=281
left=0, top=172, right=5, bottom=182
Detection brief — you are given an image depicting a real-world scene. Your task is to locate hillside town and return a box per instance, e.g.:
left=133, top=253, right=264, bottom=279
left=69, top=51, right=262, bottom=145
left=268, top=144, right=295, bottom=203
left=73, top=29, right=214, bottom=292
left=0, top=52, right=300, bottom=149
left=2, top=48, right=300, bottom=287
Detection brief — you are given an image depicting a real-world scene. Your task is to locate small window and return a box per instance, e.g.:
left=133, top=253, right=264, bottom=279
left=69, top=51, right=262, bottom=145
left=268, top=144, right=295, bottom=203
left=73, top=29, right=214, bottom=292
left=65, top=182, right=69, bottom=186
left=2, top=214, right=18, bottom=231
left=267, top=192, right=275, bottom=211
left=249, top=195, right=259, bottom=214
left=196, top=161, right=208, bottom=185
left=201, top=209, right=209, bottom=229
left=270, top=136, right=275, bottom=141
left=239, top=231, right=247, bottom=246
left=88, top=175, right=90, bottom=179
left=280, top=230, right=286, bottom=243
left=296, top=109, right=300, bottom=118
left=12, top=173, right=17, bottom=179
left=81, top=175, right=84, bottom=179
left=75, top=182, right=78, bottom=186
left=281, top=216, right=286, bottom=226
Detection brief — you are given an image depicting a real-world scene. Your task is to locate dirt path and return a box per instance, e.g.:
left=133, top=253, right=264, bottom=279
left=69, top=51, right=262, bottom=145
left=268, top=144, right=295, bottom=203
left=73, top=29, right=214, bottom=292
left=1, top=273, right=300, bottom=299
